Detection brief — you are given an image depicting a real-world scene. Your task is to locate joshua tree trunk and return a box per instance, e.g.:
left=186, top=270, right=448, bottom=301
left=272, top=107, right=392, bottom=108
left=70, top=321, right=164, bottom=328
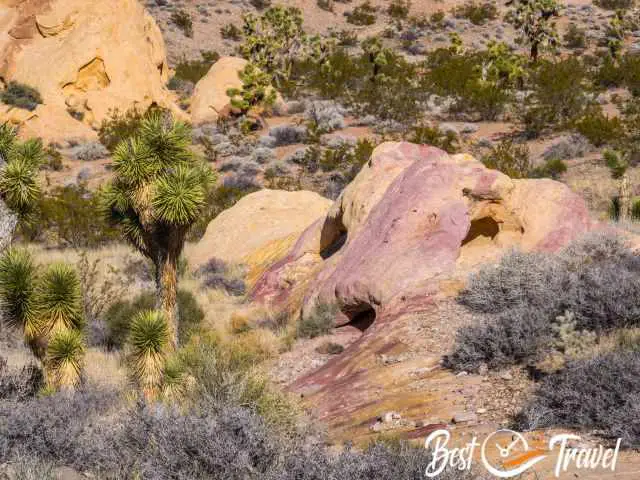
left=619, top=173, right=632, bottom=222
left=154, top=230, right=184, bottom=349
left=530, top=42, right=539, bottom=62
left=155, top=250, right=179, bottom=349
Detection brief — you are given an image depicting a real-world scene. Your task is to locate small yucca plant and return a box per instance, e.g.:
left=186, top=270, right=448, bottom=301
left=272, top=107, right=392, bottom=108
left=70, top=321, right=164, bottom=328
left=34, top=263, right=84, bottom=337
left=45, top=329, right=85, bottom=390
left=0, top=247, right=37, bottom=340
left=160, top=356, right=192, bottom=402
left=128, top=310, right=170, bottom=397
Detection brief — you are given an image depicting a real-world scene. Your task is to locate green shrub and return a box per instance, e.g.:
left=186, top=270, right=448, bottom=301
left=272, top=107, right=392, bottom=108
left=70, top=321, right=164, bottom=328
left=596, top=55, right=624, bottom=88
left=317, top=0, right=334, bottom=11
left=1, top=82, right=42, bottom=111
left=430, top=10, right=446, bottom=27
left=171, top=9, right=193, bottom=38
left=530, top=158, right=567, bottom=179
left=594, top=0, right=633, bottom=9
left=408, top=125, right=459, bottom=153
left=453, top=1, right=498, bottom=25
left=97, top=108, right=146, bottom=152
left=574, top=109, right=624, bottom=147
left=564, top=23, right=586, bottom=49
left=104, top=289, right=204, bottom=349
left=173, top=51, right=220, bottom=84
left=18, top=185, right=119, bottom=248
left=522, top=58, right=589, bottom=137
left=43, top=145, right=63, bottom=171
left=347, top=1, right=377, bottom=25
left=221, top=23, right=242, bottom=40
left=388, top=0, right=411, bottom=19
left=482, top=138, right=531, bottom=178
left=250, top=0, right=272, bottom=9
left=297, top=302, right=338, bottom=338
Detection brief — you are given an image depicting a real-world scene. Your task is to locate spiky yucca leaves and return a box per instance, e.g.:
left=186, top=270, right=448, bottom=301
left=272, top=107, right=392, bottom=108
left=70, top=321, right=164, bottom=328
left=102, top=112, right=215, bottom=348
left=0, top=124, right=42, bottom=217
left=128, top=310, right=170, bottom=398
left=45, top=329, right=85, bottom=390
left=34, top=263, right=84, bottom=338
left=0, top=247, right=37, bottom=340
left=0, top=122, right=17, bottom=160
left=160, top=356, right=193, bottom=402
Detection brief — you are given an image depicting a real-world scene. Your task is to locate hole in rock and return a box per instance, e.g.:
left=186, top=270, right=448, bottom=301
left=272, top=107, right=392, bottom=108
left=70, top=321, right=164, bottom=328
left=461, top=216, right=500, bottom=247
left=340, top=304, right=376, bottom=333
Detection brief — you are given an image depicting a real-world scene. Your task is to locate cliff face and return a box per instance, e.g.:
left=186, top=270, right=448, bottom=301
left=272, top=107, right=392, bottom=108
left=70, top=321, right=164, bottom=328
left=0, top=0, right=178, bottom=141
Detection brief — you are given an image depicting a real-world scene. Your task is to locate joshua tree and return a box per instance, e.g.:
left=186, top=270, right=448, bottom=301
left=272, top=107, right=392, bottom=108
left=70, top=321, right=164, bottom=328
left=102, top=112, right=214, bottom=348
left=508, top=0, right=562, bottom=61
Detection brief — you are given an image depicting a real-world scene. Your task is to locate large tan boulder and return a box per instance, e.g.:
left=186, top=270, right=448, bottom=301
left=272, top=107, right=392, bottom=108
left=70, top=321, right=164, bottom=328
left=0, top=0, right=178, bottom=142
left=190, top=56, right=248, bottom=125
left=186, top=189, right=332, bottom=275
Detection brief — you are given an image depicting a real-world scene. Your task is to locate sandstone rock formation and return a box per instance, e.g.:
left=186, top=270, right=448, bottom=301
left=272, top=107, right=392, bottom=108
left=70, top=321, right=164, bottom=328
left=187, top=189, right=332, bottom=284
left=245, top=142, right=593, bottom=439
left=252, top=142, right=593, bottom=326
left=191, top=56, right=248, bottom=125
left=0, top=0, right=177, bottom=142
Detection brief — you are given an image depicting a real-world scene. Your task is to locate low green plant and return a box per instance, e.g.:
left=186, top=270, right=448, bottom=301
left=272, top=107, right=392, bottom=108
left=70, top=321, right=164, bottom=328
left=171, top=9, right=193, bottom=38
left=347, top=1, right=377, bottom=25
left=453, top=1, right=498, bottom=25
left=594, top=0, right=633, bottom=9
left=297, top=302, right=338, bottom=338
left=408, top=125, right=459, bottom=153
left=574, top=109, right=624, bottom=147
left=226, top=63, right=277, bottom=115
left=482, top=138, right=531, bottom=178
left=0, top=82, right=42, bottom=111
left=221, top=22, right=242, bottom=40
left=173, top=51, right=220, bottom=84
left=564, top=23, right=586, bottom=49
left=317, top=0, right=334, bottom=11
left=388, top=0, right=411, bottom=19
left=530, top=158, right=567, bottom=179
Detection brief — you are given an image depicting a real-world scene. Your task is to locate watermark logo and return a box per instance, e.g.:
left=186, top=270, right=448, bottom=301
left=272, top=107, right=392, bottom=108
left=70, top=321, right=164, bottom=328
left=424, top=428, right=621, bottom=478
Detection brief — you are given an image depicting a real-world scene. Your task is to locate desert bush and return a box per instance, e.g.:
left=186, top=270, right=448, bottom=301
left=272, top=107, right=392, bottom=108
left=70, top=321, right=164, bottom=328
left=196, top=258, right=246, bottom=295
left=171, top=9, right=193, bottom=37
left=105, top=289, right=204, bottom=349
left=251, top=0, right=272, bottom=8
left=453, top=1, right=498, bottom=25
left=482, top=138, right=531, bottom=178
left=317, top=0, right=334, bottom=11
left=444, top=307, right=552, bottom=372
left=594, top=0, right=634, bottom=9
left=173, top=51, right=220, bottom=84
left=522, top=58, right=589, bottom=137
left=408, top=125, right=459, bottom=153
left=530, top=157, right=567, bottom=179
left=542, top=133, right=591, bottom=160
left=19, top=185, right=119, bottom=248
left=515, top=351, right=640, bottom=445
left=69, top=141, right=109, bottom=161
left=388, top=0, right=411, bottom=19
left=297, top=302, right=338, bottom=338
left=316, top=341, right=345, bottom=354
left=564, top=23, right=586, bottom=49
left=449, top=234, right=640, bottom=372
left=268, top=124, right=307, bottom=145
left=574, top=108, right=624, bottom=147
left=221, top=23, right=242, bottom=40
left=0, top=357, right=43, bottom=401
left=347, top=1, right=377, bottom=25
left=305, top=101, right=346, bottom=134
left=0, top=82, right=42, bottom=111
left=0, top=381, right=476, bottom=479
left=98, top=106, right=166, bottom=152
